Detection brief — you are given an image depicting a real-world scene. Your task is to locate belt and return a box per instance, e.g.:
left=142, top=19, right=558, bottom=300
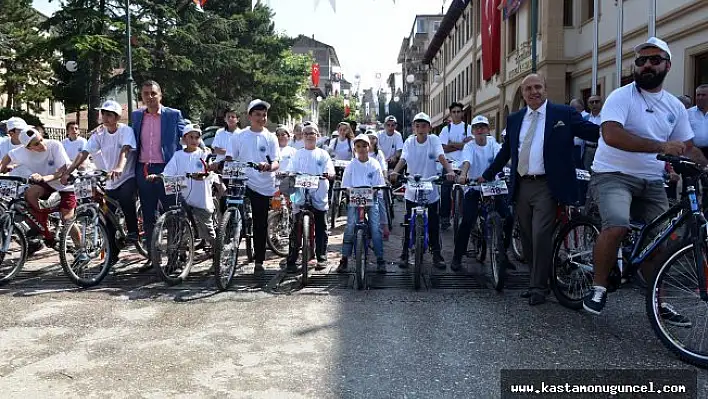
left=520, top=174, right=546, bottom=180
left=585, top=143, right=598, bottom=148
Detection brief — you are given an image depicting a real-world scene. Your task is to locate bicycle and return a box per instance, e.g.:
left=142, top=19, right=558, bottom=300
left=212, top=160, right=258, bottom=291
left=149, top=171, right=214, bottom=286
left=59, top=170, right=147, bottom=288
left=266, top=181, right=292, bottom=257
left=400, top=174, right=443, bottom=290
left=335, top=184, right=390, bottom=290
left=287, top=172, right=327, bottom=286
left=329, top=159, right=350, bottom=228
left=0, top=176, right=29, bottom=284
left=552, top=155, right=708, bottom=368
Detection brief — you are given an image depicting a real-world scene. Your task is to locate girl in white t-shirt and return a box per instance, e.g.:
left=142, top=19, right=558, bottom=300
left=289, top=123, right=305, bottom=150
left=337, top=134, right=386, bottom=274
left=276, top=126, right=297, bottom=172
left=365, top=131, right=390, bottom=240
left=148, top=125, right=216, bottom=250
left=327, top=122, right=355, bottom=161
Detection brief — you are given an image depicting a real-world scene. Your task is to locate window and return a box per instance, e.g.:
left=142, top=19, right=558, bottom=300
left=563, top=0, right=573, bottom=27
left=49, top=100, right=55, bottom=116
left=476, top=58, right=482, bottom=88
left=508, top=14, right=517, bottom=54
left=582, top=0, right=594, bottom=23
left=416, top=19, right=426, bottom=34
left=475, top=0, right=481, bottom=35
left=433, top=21, right=441, bottom=32
left=469, top=63, right=473, bottom=93
left=695, top=51, right=708, bottom=90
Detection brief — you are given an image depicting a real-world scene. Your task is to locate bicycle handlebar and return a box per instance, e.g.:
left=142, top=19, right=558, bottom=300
left=0, top=175, right=28, bottom=184
left=333, top=185, right=390, bottom=192
left=657, top=154, right=708, bottom=173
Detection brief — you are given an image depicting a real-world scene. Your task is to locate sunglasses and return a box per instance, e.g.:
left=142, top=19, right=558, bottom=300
left=588, top=100, right=601, bottom=104
left=385, top=123, right=396, bottom=126
left=634, top=55, right=669, bottom=67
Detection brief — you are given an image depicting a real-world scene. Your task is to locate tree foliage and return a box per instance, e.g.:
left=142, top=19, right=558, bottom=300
left=318, top=96, right=345, bottom=134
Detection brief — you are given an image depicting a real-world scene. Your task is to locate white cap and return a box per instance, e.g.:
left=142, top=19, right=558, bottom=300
left=471, top=115, right=490, bottom=126
left=384, top=115, right=397, bottom=123
left=247, top=99, right=271, bottom=114
left=365, top=130, right=377, bottom=138
left=1, top=117, right=28, bottom=132
left=634, top=37, right=672, bottom=60
left=331, top=131, right=338, bottom=137
left=353, top=134, right=370, bottom=146
left=182, top=124, right=202, bottom=137
left=96, top=100, right=122, bottom=116
left=19, top=127, right=40, bottom=147
left=412, top=112, right=431, bottom=124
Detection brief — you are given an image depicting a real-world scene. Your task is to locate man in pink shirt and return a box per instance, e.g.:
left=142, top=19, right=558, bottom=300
left=131, top=80, right=186, bottom=270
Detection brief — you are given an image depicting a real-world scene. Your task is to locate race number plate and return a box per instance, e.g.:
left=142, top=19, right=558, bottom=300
left=223, top=161, right=247, bottom=177
left=408, top=181, right=433, bottom=191
left=0, top=181, right=18, bottom=198
left=334, top=160, right=350, bottom=168
left=575, top=169, right=591, bottom=181
left=75, top=179, right=93, bottom=200
left=163, top=176, right=186, bottom=195
left=481, top=180, right=509, bottom=197
left=349, top=187, right=374, bottom=207
left=294, top=174, right=319, bottom=189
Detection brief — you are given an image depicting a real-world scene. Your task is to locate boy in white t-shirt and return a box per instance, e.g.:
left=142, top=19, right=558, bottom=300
left=212, top=108, right=241, bottom=163
left=148, top=124, right=216, bottom=250
left=377, top=115, right=404, bottom=170
left=390, top=112, right=456, bottom=270
left=337, top=134, right=386, bottom=273
left=282, top=124, right=334, bottom=273
left=0, top=117, right=27, bottom=174
left=61, top=100, right=139, bottom=263
left=62, top=122, right=93, bottom=171
left=451, top=115, right=511, bottom=271
left=276, top=125, right=297, bottom=172
left=439, top=102, right=474, bottom=230
left=224, top=99, right=280, bottom=275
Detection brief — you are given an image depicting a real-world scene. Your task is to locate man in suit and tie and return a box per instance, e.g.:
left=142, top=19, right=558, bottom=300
left=482, top=74, right=600, bottom=305
left=131, top=80, right=186, bottom=269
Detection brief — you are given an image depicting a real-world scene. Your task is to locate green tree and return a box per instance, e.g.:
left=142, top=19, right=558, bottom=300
left=0, top=0, right=54, bottom=111
left=318, top=96, right=344, bottom=134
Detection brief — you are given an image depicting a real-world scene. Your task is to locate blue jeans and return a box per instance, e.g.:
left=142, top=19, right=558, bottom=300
left=439, top=181, right=452, bottom=219
left=136, top=163, right=175, bottom=252
left=453, top=190, right=510, bottom=260
left=341, top=198, right=384, bottom=260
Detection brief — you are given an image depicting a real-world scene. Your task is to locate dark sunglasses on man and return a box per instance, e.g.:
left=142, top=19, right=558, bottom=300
left=634, top=55, right=669, bottom=67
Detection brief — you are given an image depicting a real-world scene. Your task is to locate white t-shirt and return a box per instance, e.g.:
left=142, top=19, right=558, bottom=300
left=592, top=83, right=694, bottom=180
left=8, top=139, right=72, bottom=191
left=84, top=124, right=137, bottom=190
left=289, top=139, right=305, bottom=150
left=226, top=127, right=280, bottom=196
left=342, top=157, right=385, bottom=189
left=367, top=150, right=387, bottom=175
left=377, top=130, right=404, bottom=160
left=439, top=122, right=472, bottom=161
left=212, top=127, right=240, bottom=162
left=279, top=145, right=297, bottom=173
left=401, top=134, right=444, bottom=203
left=285, top=147, right=334, bottom=212
left=163, top=148, right=216, bottom=212
left=62, top=137, right=87, bottom=160
left=328, top=137, right=353, bottom=160
left=461, top=139, right=501, bottom=190
left=0, top=137, right=20, bottom=160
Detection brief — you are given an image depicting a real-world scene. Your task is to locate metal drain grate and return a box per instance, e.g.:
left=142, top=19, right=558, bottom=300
left=367, top=273, right=416, bottom=289
left=430, top=274, right=487, bottom=289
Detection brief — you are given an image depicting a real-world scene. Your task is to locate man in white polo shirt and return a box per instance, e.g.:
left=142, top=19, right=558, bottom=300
left=377, top=115, right=404, bottom=171
left=439, top=101, right=473, bottom=229
left=585, top=37, right=707, bottom=324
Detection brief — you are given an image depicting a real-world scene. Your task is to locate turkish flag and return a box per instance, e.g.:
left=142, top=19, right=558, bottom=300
left=193, top=0, right=206, bottom=12
left=481, top=0, right=501, bottom=81
left=312, top=63, right=320, bottom=87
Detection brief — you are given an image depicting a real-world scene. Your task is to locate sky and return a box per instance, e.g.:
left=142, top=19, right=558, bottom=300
left=32, top=0, right=450, bottom=94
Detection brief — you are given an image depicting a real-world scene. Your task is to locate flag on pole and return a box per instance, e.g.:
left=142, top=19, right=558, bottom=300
left=500, top=0, right=524, bottom=20
left=311, top=63, right=320, bottom=87
left=481, top=0, right=501, bottom=80
left=193, top=0, right=206, bottom=12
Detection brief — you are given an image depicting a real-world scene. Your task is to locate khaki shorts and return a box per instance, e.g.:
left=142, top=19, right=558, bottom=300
left=590, top=172, right=668, bottom=229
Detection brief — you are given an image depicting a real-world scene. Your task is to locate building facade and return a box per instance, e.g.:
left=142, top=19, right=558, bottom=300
left=420, top=0, right=708, bottom=139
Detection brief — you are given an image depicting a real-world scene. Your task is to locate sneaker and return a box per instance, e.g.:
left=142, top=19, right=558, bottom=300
left=315, top=257, right=328, bottom=271
left=72, top=250, right=91, bottom=270
left=285, top=263, right=301, bottom=274
left=432, top=252, right=446, bottom=270
left=440, top=217, right=451, bottom=231
left=195, top=240, right=206, bottom=251
left=125, top=232, right=139, bottom=245
left=136, top=260, right=153, bottom=273
left=659, top=303, right=692, bottom=328
left=450, top=257, right=462, bottom=272
left=253, top=262, right=265, bottom=276
left=398, top=253, right=409, bottom=269
left=583, top=286, right=607, bottom=315
left=336, top=257, right=348, bottom=273
left=376, top=259, right=386, bottom=274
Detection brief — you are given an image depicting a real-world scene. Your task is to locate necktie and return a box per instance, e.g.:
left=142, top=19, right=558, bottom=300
left=517, top=111, right=539, bottom=176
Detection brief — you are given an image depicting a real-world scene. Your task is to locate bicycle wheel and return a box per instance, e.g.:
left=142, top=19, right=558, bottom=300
left=551, top=217, right=599, bottom=309
left=243, top=201, right=254, bottom=262
left=134, top=201, right=148, bottom=258
left=487, top=212, right=505, bottom=291
left=511, top=218, right=524, bottom=262
left=329, top=182, right=341, bottom=229
left=213, top=209, right=242, bottom=291
left=354, top=228, right=366, bottom=290
left=266, top=210, right=290, bottom=257
left=413, top=214, right=424, bottom=290
left=475, top=216, right=487, bottom=263
left=59, top=208, right=112, bottom=288
left=0, top=219, right=28, bottom=285
left=452, top=186, right=463, bottom=238
left=383, top=189, right=393, bottom=228
left=301, top=214, right=311, bottom=286
left=150, top=211, right=194, bottom=286
left=647, top=242, right=708, bottom=368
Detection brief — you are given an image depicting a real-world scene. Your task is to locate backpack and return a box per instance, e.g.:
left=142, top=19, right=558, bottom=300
left=444, top=121, right=469, bottom=139
left=332, top=136, right=352, bottom=153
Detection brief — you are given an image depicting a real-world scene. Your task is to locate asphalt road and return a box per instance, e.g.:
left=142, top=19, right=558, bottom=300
left=0, top=201, right=706, bottom=398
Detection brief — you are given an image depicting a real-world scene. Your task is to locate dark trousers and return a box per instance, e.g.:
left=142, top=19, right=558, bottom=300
left=439, top=181, right=452, bottom=219
left=453, top=190, right=510, bottom=260
left=136, top=163, right=174, bottom=252
left=286, top=208, right=327, bottom=264
left=402, top=199, right=441, bottom=254
left=105, top=178, right=138, bottom=256
left=516, top=178, right=557, bottom=294
left=572, top=145, right=583, bottom=169
left=246, top=188, right=271, bottom=263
